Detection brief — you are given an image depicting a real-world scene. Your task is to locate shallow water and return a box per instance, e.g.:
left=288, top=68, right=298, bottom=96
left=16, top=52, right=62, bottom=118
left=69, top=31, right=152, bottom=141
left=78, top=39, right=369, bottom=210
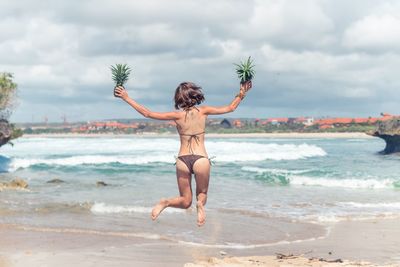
left=1, top=136, right=400, bottom=248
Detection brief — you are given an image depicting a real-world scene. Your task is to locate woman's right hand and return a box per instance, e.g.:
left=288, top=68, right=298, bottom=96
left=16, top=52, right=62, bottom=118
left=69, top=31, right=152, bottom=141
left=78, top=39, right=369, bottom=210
left=240, top=81, right=252, bottom=93
left=114, top=86, right=129, bottom=100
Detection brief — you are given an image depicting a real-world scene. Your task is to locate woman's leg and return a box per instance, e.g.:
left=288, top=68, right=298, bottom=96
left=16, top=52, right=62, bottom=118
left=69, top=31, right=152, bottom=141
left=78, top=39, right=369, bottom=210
left=193, top=158, right=211, bottom=226
left=151, top=160, right=193, bottom=220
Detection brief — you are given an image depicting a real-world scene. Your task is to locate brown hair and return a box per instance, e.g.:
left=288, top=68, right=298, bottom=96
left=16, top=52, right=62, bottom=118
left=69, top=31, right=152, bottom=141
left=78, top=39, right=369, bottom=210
left=174, top=82, right=205, bottom=110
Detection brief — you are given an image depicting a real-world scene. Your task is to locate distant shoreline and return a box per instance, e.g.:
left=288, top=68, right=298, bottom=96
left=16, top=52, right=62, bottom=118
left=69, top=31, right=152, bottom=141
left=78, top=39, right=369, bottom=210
left=21, top=132, right=373, bottom=139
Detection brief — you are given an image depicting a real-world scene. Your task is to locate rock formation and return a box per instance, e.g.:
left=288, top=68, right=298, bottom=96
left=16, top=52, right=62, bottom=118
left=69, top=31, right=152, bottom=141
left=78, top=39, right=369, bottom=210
left=0, top=178, right=28, bottom=191
left=96, top=181, right=108, bottom=187
left=369, top=117, right=400, bottom=154
left=47, top=178, right=65, bottom=184
left=0, top=119, right=12, bottom=148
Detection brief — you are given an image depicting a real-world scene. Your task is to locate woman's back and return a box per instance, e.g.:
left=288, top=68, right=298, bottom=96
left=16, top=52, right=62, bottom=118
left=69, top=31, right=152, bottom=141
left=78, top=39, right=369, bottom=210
left=175, top=107, right=207, bottom=156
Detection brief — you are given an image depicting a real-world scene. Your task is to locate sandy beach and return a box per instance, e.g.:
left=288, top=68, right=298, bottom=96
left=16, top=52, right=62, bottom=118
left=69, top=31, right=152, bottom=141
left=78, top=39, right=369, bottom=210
left=1, top=217, right=399, bottom=266
left=22, top=132, right=373, bottom=139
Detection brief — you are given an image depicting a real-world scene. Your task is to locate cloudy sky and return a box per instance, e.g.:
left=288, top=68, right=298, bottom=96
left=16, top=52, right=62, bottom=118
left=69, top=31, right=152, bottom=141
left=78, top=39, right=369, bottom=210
left=1, top=0, right=400, bottom=122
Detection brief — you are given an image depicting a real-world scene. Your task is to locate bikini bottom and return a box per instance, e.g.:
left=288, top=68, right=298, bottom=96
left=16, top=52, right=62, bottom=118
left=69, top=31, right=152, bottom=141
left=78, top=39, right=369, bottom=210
left=177, top=154, right=208, bottom=174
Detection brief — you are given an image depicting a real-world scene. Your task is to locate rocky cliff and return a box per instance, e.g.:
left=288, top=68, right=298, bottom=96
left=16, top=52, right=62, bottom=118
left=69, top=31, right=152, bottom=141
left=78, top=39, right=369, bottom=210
left=0, top=119, right=12, bottom=148
left=369, top=117, right=400, bottom=154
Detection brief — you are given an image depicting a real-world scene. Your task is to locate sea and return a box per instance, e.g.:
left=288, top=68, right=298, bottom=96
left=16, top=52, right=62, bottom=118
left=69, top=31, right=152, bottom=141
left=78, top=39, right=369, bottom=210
left=1, top=135, right=400, bottom=249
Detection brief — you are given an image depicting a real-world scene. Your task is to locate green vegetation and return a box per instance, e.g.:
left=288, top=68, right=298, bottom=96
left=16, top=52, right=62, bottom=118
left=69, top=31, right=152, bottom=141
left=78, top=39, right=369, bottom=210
left=234, top=57, right=255, bottom=84
left=206, top=126, right=265, bottom=134
left=21, top=122, right=377, bottom=135
left=10, top=124, right=23, bottom=139
left=0, top=72, right=22, bottom=145
left=0, top=72, right=17, bottom=119
left=302, top=124, right=375, bottom=133
left=111, top=64, right=131, bottom=87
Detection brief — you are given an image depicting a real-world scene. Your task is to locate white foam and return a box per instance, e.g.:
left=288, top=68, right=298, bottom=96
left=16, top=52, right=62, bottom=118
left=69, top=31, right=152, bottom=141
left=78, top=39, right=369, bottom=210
left=9, top=223, right=328, bottom=249
left=339, top=202, right=400, bottom=209
left=209, top=142, right=326, bottom=162
left=289, top=176, right=395, bottom=189
left=309, top=213, right=400, bottom=223
left=346, top=139, right=367, bottom=142
left=4, top=138, right=327, bottom=170
left=241, top=167, right=397, bottom=189
left=12, top=224, right=163, bottom=240
left=90, top=202, right=184, bottom=214
left=177, top=233, right=328, bottom=249
left=241, top=166, right=309, bottom=174
left=9, top=155, right=174, bottom=171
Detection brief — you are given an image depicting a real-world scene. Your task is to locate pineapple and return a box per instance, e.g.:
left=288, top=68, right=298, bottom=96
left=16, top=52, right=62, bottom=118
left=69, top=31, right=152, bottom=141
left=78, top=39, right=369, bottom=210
left=111, top=64, right=131, bottom=96
left=234, top=57, right=255, bottom=84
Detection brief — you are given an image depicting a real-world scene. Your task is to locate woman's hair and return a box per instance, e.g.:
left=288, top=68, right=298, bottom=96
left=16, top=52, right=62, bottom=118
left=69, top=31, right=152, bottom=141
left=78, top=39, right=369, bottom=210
left=174, top=82, right=205, bottom=110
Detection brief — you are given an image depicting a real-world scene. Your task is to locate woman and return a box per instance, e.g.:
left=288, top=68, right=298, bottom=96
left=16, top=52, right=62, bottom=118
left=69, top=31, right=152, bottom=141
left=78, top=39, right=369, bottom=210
left=114, top=81, right=252, bottom=226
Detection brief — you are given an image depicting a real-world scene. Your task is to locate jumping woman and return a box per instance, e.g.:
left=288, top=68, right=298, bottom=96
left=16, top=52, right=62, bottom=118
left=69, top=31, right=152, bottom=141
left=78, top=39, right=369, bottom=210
left=114, top=81, right=252, bottom=226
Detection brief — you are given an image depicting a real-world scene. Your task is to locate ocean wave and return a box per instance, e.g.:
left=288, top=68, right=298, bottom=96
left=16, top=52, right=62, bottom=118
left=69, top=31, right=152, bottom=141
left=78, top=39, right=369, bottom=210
left=241, top=166, right=310, bottom=175
left=0, top=155, right=11, bottom=173
left=338, top=202, right=400, bottom=209
left=4, top=202, right=186, bottom=215
left=346, top=139, right=368, bottom=142
left=8, top=155, right=174, bottom=171
left=289, top=176, right=397, bottom=189
left=90, top=202, right=184, bottom=214
left=306, top=213, right=400, bottom=223
left=34, top=202, right=92, bottom=214
left=242, top=167, right=398, bottom=189
left=210, top=142, right=326, bottom=161
left=6, top=142, right=326, bottom=171
left=8, top=224, right=163, bottom=240
left=4, top=223, right=327, bottom=249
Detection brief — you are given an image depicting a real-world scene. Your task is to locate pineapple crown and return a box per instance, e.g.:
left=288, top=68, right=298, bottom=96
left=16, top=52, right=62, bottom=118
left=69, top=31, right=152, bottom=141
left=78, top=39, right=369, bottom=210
left=111, top=64, right=131, bottom=87
left=234, top=56, right=255, bottom=84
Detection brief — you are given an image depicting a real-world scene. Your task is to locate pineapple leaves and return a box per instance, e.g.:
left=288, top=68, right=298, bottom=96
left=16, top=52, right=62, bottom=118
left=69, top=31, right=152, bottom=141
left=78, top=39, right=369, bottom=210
left=234, top=57, right=255, bottom=83
left=111, top=64, right=131, bottom=87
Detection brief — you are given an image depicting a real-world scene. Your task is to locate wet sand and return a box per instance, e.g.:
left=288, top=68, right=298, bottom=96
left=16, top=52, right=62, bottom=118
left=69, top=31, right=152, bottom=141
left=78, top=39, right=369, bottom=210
left=1, top=218, right=399, bottom=266
left=0, top=256, right=10, bottom=267
left=185, top=256, right=393, bottom=266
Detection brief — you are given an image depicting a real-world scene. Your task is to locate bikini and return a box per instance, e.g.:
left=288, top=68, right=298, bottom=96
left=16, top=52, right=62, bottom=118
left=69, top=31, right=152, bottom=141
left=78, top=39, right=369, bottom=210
left=177, top=131, right=206, bottom=174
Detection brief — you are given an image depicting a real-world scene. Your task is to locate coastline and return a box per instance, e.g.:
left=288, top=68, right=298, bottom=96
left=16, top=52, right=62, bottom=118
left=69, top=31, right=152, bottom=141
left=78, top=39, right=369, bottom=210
left=1, top=218, right=399, bottom=266
left=21, top=132, right=373, bottom=139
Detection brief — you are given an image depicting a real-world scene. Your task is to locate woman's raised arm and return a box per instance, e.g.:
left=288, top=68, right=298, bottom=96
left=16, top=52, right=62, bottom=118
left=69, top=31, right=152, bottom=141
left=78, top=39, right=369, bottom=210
left=114, top=86, right=180, bottom=120
left=201, top=81, right=252, bottom=115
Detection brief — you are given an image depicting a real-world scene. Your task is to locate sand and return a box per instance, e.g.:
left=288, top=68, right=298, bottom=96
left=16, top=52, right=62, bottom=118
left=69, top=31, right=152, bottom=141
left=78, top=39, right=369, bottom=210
left=185, top=255, right=390, bottom=266
left=0, top=256, right=10, bottom=267
left=1, top=218, right=399, bottom=266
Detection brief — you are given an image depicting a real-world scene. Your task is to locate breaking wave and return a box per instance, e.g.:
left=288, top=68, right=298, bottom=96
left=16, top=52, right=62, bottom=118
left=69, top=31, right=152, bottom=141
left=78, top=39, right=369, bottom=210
left=241, top=166, right=399, bottom=189
left=6, top=142, right=326, bottom=171
left=90, top=202, right=184, bottom=214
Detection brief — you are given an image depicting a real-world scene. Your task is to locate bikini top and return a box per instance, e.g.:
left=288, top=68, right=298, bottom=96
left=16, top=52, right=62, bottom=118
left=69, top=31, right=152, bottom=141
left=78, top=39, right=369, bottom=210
left=179, top=107, right=205, bottom=154
left=179, top=131, right=205, bottom=154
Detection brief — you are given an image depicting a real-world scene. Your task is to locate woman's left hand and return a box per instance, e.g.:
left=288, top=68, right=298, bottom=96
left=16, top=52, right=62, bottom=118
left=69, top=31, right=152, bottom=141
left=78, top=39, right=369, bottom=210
left=240, top=81, right=252, bottom=93
left=114, top=86, right=129, bottom=100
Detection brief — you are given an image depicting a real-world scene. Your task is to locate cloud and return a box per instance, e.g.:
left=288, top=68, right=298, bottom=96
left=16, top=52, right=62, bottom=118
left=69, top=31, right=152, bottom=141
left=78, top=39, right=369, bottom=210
left=241, top=0, right=335, bottom=49
left=1, top=0, right=400, bottom=122
left=343, top=14, right=400, bottom=51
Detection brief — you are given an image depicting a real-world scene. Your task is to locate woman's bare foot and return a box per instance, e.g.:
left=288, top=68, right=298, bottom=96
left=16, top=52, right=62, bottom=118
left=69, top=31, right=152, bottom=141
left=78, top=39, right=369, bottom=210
left=196, top=201, right=206, bottom=226
left=151, top=199, right=168, bottom=220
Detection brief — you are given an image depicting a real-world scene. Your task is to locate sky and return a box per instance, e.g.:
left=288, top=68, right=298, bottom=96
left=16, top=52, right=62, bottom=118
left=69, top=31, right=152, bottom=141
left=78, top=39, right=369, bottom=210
left=1, top=0, right=400, bottom=123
